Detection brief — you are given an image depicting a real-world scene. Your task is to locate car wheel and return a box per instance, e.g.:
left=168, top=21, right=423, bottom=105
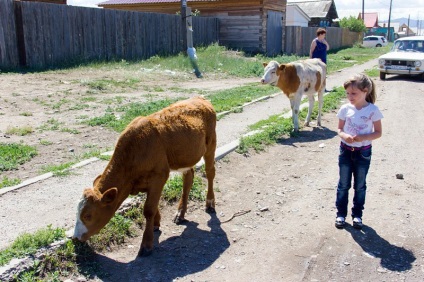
left=376, top=44, right=382, bottom=47
left=380, top=72, right=386, bottom=80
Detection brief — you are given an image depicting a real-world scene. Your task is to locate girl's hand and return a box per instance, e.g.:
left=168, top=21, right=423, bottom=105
left=353, top=135, right=364, bottom=142
left=342, top=133, right=355, bottom=143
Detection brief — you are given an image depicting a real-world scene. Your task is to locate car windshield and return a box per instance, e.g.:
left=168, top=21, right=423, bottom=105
left=392, top=40, right=424, bottom=52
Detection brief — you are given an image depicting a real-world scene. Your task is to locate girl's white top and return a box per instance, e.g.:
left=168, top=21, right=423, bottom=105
left=337, top=103, right=383, bottom=147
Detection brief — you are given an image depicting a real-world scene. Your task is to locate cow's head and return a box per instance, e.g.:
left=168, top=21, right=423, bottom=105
left=261, top=61, right=283, bottom=86
left=72, top=176, right=119, bottom=242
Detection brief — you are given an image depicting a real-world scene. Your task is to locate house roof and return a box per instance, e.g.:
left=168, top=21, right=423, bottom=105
left=358, top=12, right=379, bottom=28
left=287, top=0, right=336, bottom=18
left=287, top=4, right=311, bottom=21
left=98, top=0, right=214, bottom=5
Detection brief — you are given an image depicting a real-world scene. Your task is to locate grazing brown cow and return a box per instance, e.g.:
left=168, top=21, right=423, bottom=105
left=72, top=96, right=217, bottom=256
left=261, top=58, right=326, bottom=131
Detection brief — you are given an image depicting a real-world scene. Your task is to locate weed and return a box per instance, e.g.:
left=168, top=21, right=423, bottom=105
left=5, top=125, right=33, bottom=136
left=39, top=139, right=53, bottom=146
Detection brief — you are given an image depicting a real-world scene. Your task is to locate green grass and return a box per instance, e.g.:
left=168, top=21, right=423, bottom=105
left=0, top=176, right=21, bottom=189
left=237, top=88, right=345, bottom=154
left=208, top=84, right=278, bottom=113
left=0, top=225, right=65, bottom=266
left=162, top=174, right=206, bottom=202
left=5, top=125, right=34, bottom=136
left=0, top=143, right=38, bottom=172
left=87, top=98, right=180, bottom=132
left=88, top=214, right=136, bottom=252
left=327, top=44, right=391, bottom=74
left=41, top=162, right=75, bottom=176
left=80, top=77, right=141, bottom=93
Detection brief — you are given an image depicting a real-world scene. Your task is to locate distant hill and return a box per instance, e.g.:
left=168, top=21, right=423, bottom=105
left=381, top=18, right=422, bottom=28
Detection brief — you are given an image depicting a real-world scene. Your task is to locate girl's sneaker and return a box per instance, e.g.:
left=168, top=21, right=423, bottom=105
left=352, top=217, right=363, bottom=229
left=335, top=217, right=345, bottom=229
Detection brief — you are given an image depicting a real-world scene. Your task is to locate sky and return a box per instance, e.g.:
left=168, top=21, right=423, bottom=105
left=67, top=0, right=424, bottom=21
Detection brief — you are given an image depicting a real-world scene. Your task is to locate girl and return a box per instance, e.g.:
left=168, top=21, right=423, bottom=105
left=335, top=74, right=383, bottom=230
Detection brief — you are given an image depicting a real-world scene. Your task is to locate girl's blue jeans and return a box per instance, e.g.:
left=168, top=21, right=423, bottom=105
left=336, top=145, right=372, bottom=219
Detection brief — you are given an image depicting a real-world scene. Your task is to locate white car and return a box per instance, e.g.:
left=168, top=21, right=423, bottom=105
left=378, top=36, right=424, bottom=80
left=362, top=36, right=388, bottom=48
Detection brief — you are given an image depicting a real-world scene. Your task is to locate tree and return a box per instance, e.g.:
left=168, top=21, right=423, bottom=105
left=339, top=16, right=367, bottom=32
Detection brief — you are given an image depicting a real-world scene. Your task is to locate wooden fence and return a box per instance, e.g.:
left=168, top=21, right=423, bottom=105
left=284, top=26, right=362, bottom=56
left=0, top=0, right=219, bottom=70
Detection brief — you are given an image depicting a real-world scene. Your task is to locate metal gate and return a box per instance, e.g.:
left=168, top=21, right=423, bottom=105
left=266, top=11, right=283, bottom=56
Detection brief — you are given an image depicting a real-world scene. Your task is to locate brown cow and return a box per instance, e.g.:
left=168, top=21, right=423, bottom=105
left=261, top=58, right=326, bottom=131
left=72, top=96, right=217, bottom=256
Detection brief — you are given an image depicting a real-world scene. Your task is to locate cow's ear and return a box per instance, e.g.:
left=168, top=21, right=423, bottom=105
left=278, top=64, right=286, bottom=70
left=262, top=62, right=268, bottom=67
left=101, top=188, right=118, bottom=205
left=93, top=174, right=102, bottom=186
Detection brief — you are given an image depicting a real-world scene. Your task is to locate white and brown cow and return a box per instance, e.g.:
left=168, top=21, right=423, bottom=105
left=72, top=96, right=217, bottom=256
left=261, top=58, right=326, bottom=131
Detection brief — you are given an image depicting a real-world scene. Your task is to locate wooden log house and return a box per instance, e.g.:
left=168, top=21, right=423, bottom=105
left=98, top=0, right=287, bottom=55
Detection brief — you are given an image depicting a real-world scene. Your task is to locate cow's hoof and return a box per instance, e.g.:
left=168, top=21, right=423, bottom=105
left=153, top=226, right=160, bottom=232
left=173, top=215, right=187, bottom=225
left=138, top=247, right=153, bottom=257
left=206, top=206, right=216, bottom=214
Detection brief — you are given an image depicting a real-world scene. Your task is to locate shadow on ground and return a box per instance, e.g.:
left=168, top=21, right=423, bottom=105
left=78, top=213, right=229, bottom=282
left=279, top=126, right=338, bottom=146
left=345, top=224, right=416, bottom=271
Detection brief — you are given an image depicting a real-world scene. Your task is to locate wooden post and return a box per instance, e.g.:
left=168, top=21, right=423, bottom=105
left=13, top=0, right=26, bottom=67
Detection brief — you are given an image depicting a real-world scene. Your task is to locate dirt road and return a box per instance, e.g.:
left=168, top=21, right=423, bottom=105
left=1, top=60, right=424, bottom=281
left=87, top=74, right=424, bottom=282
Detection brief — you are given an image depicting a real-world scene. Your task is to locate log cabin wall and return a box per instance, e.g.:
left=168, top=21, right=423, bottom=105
left=100, top=0, right=287, bottom=54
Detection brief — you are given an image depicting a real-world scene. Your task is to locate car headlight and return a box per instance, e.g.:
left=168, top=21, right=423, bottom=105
left=414, top=61, right=422, bottom=67
left=379, top=59, right=385, bottom=65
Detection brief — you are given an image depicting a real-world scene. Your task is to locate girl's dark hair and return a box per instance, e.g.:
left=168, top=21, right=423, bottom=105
left=316, top=28, right=327, bottom=36
left=343, top=74, right=376, bottom=103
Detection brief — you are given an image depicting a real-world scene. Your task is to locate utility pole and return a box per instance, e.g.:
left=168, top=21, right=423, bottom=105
left=387, top=0, right=393, bottom=41
left=180, top=0, right=187, bottom=53
left=362, top=0, right=364, bottom=23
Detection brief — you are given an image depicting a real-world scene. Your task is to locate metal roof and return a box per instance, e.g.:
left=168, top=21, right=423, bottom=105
left=99, top=0, right=215, bottom=5
left=287, top=0, right=333, bottom=18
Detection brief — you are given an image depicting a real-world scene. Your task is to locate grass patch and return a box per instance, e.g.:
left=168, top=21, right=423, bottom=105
left=5, top=125, right=33, bottom=136
left=81, top=77, right=140, bottom=93
left=0, top=142, right=38, bottom=171
left=327, top=44, right=391, bottom=74
left=208, top=84, right=278, bottom=112
left=0, top=225, right=65, bottom=267
left=41, top=162, right=75, bottom=176
left=87, top=98, right=179, bottom=132
left=237, top=88, right=345, bottom=154
left=364, top=67, right=380, bottom=77
left=88, top=214, right=136, bottom=252
left=162, top=174, right=205, bottom=202
left=0, top=176, right=21, bottom=189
